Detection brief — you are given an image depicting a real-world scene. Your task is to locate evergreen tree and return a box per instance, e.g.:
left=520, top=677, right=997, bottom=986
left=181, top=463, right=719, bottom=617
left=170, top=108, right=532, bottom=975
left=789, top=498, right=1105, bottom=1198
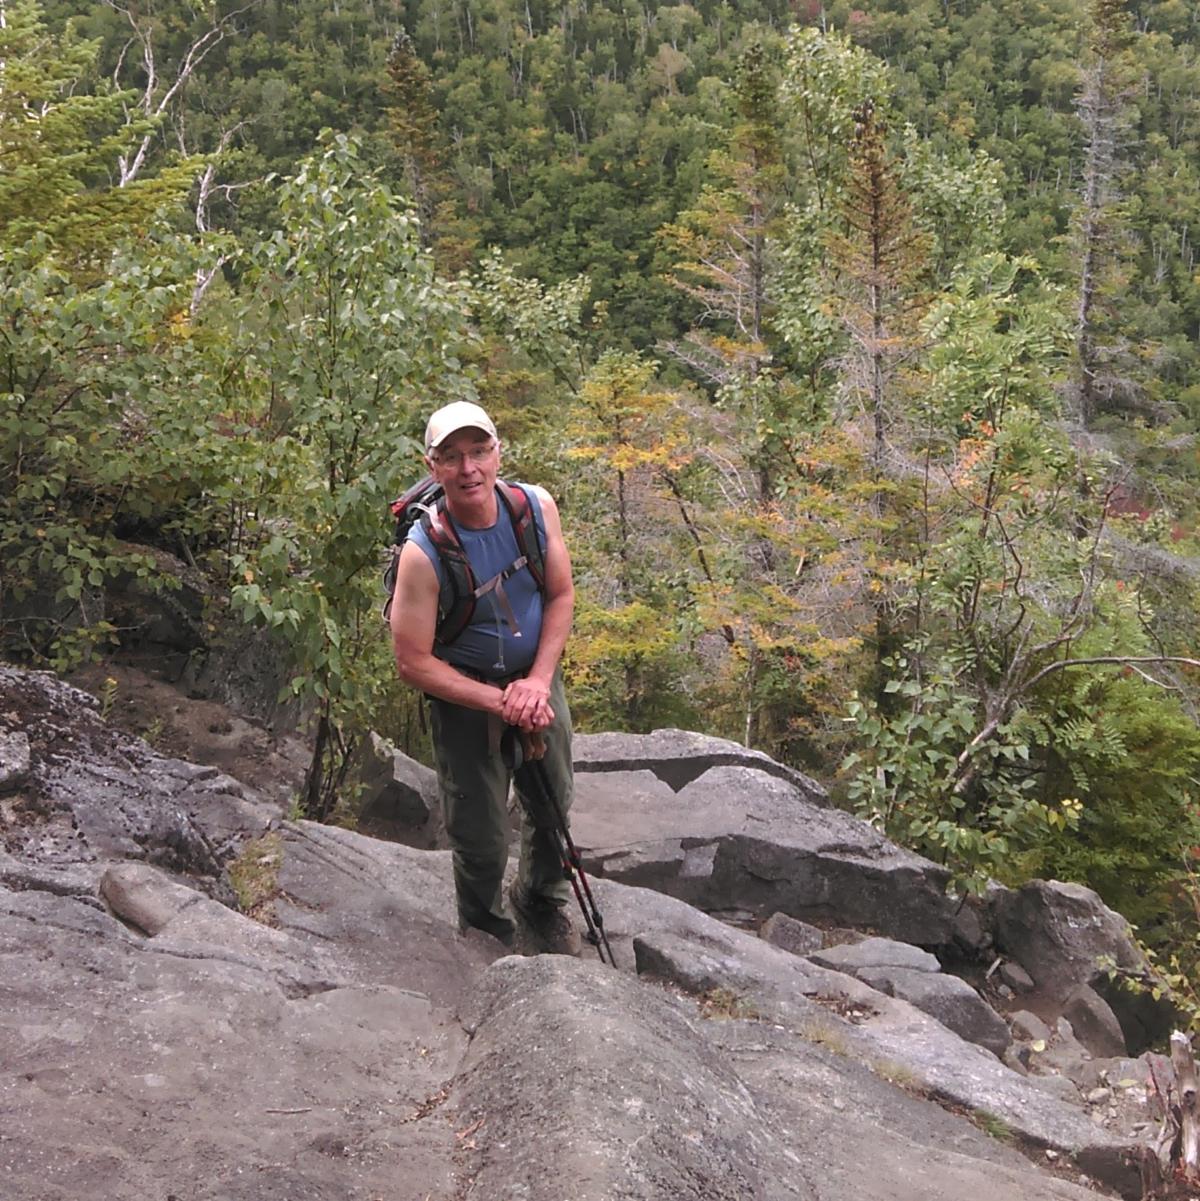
left=0, top=0, right=192, bottom=259
left=825, top=99, right=931, bottom=687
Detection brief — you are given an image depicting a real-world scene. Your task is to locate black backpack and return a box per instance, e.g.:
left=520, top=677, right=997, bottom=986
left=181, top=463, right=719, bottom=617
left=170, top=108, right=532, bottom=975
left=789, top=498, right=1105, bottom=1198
left=381, top=476, right=547, bottom=646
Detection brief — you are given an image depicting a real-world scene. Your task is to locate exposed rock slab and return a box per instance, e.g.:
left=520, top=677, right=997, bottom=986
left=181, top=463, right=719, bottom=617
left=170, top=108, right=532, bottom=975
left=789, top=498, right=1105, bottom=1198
left=455, top=954, right=1109, bottom=1201
left=0, top=666, right=277, bottom=901
left=0, top=882, right=469, bottom=1201
left=606, top=883, right=1142, bottom=1198
left=573, top=728, right=828, bottom=801
left=350, top=733, right=446, bottom=848
left=272, top=821, right=508, bottom=1007
left=456, top=955, right=816, bottom=1200
left=712, top=1021, right=1107, bottom=1201
left=0, top=665, right=1164, bottom=1201
left=570, top=764, right=980, bottom=949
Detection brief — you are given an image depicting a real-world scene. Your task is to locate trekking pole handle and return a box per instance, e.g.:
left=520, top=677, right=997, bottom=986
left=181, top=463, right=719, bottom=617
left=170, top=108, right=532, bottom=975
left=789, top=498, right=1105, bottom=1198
left=520, top=729, right=547, bottom=762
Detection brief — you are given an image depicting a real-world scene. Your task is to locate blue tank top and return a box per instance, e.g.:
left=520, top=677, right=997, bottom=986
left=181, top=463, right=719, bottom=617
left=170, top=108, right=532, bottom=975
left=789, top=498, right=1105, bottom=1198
left=408, top=483, right=546, bottom=679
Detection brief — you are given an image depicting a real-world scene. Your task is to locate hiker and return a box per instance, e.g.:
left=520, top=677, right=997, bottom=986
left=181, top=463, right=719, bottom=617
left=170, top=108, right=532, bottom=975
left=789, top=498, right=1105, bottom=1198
left=388, top=400, right=580, bottom=955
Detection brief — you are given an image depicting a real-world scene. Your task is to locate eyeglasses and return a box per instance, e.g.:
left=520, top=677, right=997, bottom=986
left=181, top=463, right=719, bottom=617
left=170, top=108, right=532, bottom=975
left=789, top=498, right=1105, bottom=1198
left=432, top=442, right=497, bottom=469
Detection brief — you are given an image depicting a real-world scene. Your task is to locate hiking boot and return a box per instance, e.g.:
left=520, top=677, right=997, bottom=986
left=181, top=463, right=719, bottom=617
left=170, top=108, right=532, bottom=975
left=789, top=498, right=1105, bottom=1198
left=508, top=881, right=581, bottom=957
left=457, top=916, right=516, bottom=950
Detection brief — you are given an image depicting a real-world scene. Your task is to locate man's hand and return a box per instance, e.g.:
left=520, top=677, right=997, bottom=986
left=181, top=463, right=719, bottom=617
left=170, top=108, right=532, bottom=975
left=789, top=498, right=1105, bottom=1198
left=501, top=676, right=554, bottom=731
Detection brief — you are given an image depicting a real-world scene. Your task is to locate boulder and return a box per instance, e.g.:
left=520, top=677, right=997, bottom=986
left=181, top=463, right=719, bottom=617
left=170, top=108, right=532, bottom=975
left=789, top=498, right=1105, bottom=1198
left=810, top=935, right=941, bottom=975
left=349, top=731, right=444, bottom=846
left=456, top=955, right=815, bottom=1201
left=990, top=880, right=1143, bottom=998
left=573, top=728, right=828, bottom=802
left=101, top=860, right=205, bottom=935
left=999, top=960, right=1035, bottom=993
left=1029, top=1017, right=1094, bottom=1084
left=806, top=937, right=1009, bottom=1058
left=761, top=912, right=824, bottom=956
left=571, top=762, right=984, bottom=951
left=990, top=880, right=1178, bottom=1054
left=1062, top=984, right=1127, bottom=1059
left=1011, top=1010, right=1053, bottom=1044
left=856, top=967, right=1012, bottom=1059
left=1091, top=969, right=1180, bottom=1056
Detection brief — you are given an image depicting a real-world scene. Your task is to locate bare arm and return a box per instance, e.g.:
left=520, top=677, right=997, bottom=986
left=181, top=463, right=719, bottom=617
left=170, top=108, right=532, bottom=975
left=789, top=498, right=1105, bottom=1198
left=501, top=486, right=574, bottom=730
left=389, top=541, right=505, bottom=714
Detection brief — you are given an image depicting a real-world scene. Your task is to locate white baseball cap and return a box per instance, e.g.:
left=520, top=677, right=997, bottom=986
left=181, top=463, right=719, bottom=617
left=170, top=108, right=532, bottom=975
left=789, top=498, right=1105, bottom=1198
left=424, top=401, right=498, bottom=451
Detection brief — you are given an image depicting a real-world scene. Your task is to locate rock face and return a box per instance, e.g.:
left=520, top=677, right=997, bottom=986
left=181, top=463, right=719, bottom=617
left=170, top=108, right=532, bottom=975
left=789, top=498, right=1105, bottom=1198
left=991, top=880, right=1145, bottom=997
left=809, top=938, right=1011, bottom=1058
left=350, top=731, right=445, bottom=848
left=990, top=879, right=1177, bottom=1053
left=0, top=670, right=1166, bottom=1201
left=569, top=759, right=984, bottom=950
left=573, top=727, right=829, bottom=801
left=761, top=911, right=824, bottom=956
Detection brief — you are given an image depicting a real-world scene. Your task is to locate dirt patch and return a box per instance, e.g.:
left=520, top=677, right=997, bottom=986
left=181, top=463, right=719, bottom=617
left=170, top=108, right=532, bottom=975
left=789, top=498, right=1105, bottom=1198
left=66, top=661, right=310, bottom=809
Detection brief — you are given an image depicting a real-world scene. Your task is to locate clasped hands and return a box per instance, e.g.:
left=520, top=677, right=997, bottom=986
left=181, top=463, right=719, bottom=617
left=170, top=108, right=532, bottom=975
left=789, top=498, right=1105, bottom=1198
left=499, top=676, right=554, bottom=733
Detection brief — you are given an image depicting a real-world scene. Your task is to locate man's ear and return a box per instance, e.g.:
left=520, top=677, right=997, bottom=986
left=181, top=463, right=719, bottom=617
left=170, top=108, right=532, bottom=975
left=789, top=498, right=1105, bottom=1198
left=424, top=453, right=436, bottom=475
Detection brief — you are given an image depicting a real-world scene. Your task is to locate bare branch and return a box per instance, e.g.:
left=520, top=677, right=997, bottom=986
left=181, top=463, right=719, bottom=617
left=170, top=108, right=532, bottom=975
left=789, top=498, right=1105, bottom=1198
left=1022, top=654, right=1200, bottom=692
left=952, top=654, right=1200, bottom=796
left=106, top=1, right=261, bottom=185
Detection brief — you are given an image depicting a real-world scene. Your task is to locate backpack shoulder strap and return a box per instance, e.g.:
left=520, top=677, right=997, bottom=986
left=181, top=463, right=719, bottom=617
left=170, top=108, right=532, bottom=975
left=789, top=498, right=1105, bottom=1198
left=421, top=496, right=478, bottom=646
left=495, top=479, right=546, bottom=590
left=382, top=476, right=444, bottom=623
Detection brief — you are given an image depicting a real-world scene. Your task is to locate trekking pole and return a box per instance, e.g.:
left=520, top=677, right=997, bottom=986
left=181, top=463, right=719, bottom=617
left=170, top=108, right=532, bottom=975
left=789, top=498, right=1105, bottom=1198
left=503, top=729, right=616, bottom=967
left=519, top=756, right=616, bottom=968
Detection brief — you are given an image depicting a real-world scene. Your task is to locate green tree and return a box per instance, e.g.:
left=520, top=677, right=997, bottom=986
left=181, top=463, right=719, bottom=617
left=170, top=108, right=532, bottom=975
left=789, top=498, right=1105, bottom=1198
left=0, top=231, right=222, bottom=664
left=227, top=135, right=473, bottom=818
left=563, top=350, right=697, bottom=730
left=843, top=254, right=1200, bottom=894
left=0, top=1, right=225, bottom=663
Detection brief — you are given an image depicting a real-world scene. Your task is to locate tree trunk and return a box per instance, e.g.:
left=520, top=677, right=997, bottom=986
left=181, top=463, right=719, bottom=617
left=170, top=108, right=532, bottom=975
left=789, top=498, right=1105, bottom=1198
left=303, top=707, right=332, bottom=820
left=1171, top=1031, right=1200, bottom=1183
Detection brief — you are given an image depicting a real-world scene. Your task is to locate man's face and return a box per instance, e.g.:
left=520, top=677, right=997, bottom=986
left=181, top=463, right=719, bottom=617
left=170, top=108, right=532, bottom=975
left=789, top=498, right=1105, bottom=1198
left=427, top=426, right=500, bottom=507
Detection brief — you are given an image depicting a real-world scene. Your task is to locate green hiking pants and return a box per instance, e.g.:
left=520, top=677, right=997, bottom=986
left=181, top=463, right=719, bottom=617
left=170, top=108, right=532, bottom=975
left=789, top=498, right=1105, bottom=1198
left=428, top=670, right=574, bottom=941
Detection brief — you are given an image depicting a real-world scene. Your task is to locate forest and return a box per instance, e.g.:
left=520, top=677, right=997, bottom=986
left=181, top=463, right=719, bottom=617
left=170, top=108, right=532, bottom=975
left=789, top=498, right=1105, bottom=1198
left=4, top=0, right=1200, bottom=1010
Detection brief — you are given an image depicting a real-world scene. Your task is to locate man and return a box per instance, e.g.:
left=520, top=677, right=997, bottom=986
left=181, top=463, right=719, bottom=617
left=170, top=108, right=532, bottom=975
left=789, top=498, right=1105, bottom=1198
left=389, top=400, right=579, bottom=954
